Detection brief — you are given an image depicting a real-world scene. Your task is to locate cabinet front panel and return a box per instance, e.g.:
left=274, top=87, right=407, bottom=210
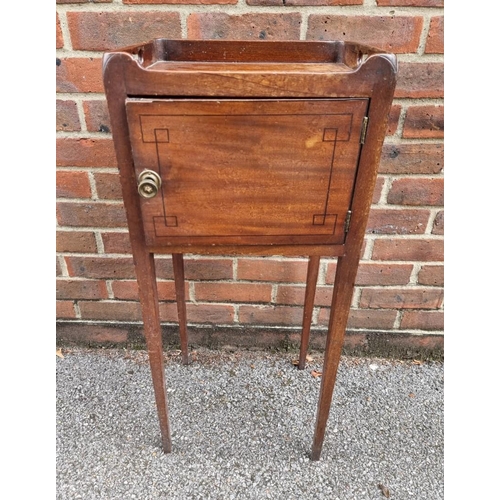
left=126, top=99, right=368, bottom=247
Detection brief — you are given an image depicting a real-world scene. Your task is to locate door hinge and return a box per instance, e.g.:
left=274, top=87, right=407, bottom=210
left=360, top=116, right=369, bottom=144
left=344, top=210, right=352, bottom=232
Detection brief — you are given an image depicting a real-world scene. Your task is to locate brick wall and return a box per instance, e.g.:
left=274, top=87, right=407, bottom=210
left=56, top=0, right=444, bottom=348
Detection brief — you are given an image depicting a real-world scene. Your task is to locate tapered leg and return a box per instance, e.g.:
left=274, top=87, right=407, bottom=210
left=172, top=253, right=190, bottom=365
left=104, top=71, right=172, bottom=452
left=136, top=251, right=172, bottom=453
left=310, top=252, right=360, bottom=461
left=298, top=255, right=321, bottom=370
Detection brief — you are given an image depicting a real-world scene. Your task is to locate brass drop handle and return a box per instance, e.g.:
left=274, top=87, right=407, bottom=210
left=138, top=170, right=161, bottom=199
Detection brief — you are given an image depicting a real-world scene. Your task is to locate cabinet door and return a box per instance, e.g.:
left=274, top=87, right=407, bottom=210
left=126, top=98, right=368, bottom=248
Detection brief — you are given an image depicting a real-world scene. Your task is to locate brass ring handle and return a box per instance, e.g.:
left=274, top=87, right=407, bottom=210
left=138, top=170, right=161, bottom=199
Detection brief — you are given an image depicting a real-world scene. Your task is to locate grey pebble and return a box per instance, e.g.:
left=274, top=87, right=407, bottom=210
left=57, top=348, right=443, bottom=499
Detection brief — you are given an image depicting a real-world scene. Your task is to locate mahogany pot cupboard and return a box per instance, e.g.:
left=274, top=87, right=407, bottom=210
left=102, top=39, right=397, bottom=461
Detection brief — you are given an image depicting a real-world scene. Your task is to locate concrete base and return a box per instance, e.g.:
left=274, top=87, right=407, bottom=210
left=56, top=321, right=444, bottom=361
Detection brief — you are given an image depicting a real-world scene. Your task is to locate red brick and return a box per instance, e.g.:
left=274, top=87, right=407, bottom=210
left=387, top=105, right=401, bottom=136
left=418, top=265, right=444, bottom=286
left=324, top=261, right=337, bottom=283
left=325, top=262, right=413, bottom=285
left=185, top=303, right=235, bottom=324
left=318, top=308, right=398, bottom=329
left=101, top=232, right=132, bottom=254
left=366, top=208, right=430, bottom=235
left=395, top=63, right=444, bottom=98
left=94, top=172, right=123, bottom=200
left=56, top=231, right=97, bottom=253
left=79, top=300, right=142, bottom=321
left=56, top=57, right=103, bottom=93
left=67, top=12, right=181, bottom=51
left=400, top=310, right=444, bottom=330
left=56, top=138, right=117, bottom=167
left=188, top=13, right=302, bottom=40
left=249, top=0, right=360, bottom=4
left=348, top=309, right=399, bottom=329
left=56, top=14, right=63, bottom=49
left=159, top=303, right=234, bottom=324
left=111, top=280, right=143, bottom=301
left=57, top=301, right=76, bottom=319
left=187, top=259, right=234, bottom=281
left=372, top=177, right=385, bottom=204
left=238, top=258, right=308, bottom=283
left=57, top=257, right=63, bottom=277
left=56, top=279, right=108, bottom=300
left=83, top=101, right=111, bottom=134
left=57, top=202, right=127, bottom=228
left=403, top=106, right=444, bottom=139
left=160, top=302, right=183, bottom=322
left=426, top=17, right=444, bottom=54
left=194, top=282, right=272, bottom=303
left=379, top=143, right=444, bottom=175
left=154, top=257, right=234, bottom=281
left=357, top=263, right=414, bottom=286
left=307, top=15, right=423, bottom=53
left=388, top=178, right=444, bottom=206
left=377, top=0, right=442, bottom=5
left=125, top=0, right=236, bottom=4
left=372, top=239, right=443, bottom=261
left=112, top=280, right=182, bottom=301
left=56, top=171, right=91, bottom=199
left=56, top=100, right=80, bottom=132
left=65, top=256, right=136, bottom=279
left=359, top=287, right=443, bottom=309
left=275, top=285, right=332, bottom=306
left=239, top=305, right=304, bottom=326
left=432, top=211, right=444, bottom=235
left=360, top=240, right=367, bottom=257
left=57, top=0, right=112, bottom=3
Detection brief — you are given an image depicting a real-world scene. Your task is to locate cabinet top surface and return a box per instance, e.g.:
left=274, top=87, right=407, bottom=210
left=147, top=61, right=355, bottom=74
left=103, top=39, right=396, bottom=76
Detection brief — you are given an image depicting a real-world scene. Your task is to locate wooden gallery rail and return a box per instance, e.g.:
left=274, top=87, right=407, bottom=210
left=102, top=39, right=397, bottom=461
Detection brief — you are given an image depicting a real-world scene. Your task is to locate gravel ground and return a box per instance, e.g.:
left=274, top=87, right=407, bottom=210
left=56, top=347, right=443, bottom=500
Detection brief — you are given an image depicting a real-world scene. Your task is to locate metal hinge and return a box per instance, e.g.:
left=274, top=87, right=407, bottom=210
left=360, top=117, right=369, bottom=144
left=344, top=210, right=352, bottom=232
